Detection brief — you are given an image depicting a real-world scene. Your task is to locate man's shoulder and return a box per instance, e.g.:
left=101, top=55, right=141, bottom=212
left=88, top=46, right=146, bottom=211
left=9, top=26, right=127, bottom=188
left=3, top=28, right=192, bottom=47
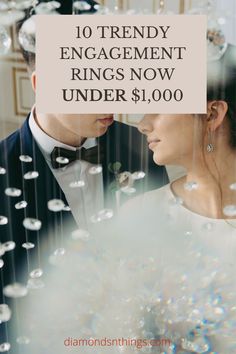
left=107, top=119, right=141, bottom=141
left=0, top=127, right=21, bottom=162
left=0, top=117, right=31, bottom=164
left=111, top=119, right=137, bottom=132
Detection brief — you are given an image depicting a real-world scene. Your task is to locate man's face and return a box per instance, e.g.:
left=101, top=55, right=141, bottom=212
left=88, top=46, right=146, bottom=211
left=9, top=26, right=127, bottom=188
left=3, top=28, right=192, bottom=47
left=32, top=72, right=114, bottom=139
left=52, top=114, right=114, bottom=138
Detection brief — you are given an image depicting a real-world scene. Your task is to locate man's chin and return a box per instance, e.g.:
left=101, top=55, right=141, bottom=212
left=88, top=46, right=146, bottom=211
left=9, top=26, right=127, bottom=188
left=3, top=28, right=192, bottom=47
left=93, top=125, right=110, bottom=138
left=96, top=119, right=114, bottom=135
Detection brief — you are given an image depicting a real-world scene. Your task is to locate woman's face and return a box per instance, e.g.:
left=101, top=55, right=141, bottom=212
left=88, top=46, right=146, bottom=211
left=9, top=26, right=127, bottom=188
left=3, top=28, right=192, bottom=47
left=138, top=114, right=200, bottom=166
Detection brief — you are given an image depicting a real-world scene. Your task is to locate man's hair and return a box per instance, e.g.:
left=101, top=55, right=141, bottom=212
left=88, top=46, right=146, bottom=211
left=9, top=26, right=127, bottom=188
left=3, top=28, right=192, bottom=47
left=16, top=1, right=99, bottom=72
left=20, top=47, right=35, bottom=72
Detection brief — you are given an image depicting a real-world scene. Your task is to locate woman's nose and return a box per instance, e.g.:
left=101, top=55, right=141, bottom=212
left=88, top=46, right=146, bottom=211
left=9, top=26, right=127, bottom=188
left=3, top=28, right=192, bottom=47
left=138, top=115, right=153, bottom=135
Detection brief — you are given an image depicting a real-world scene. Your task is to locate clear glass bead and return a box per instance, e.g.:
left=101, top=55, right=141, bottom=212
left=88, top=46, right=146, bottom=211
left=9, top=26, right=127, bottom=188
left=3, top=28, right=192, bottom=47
left=47, top=199, right=65, bottom=212
left=3, top=241, right=15, bottom=252
left=90, top=209, right=113, bottom=223
left=24, top=171, right=39, bottom=180
left=229, top=183, right=236, bottom=191
left=73, top=1, right=91, bottom=12
left=54, top=248, right=65, bottom=256
left=49, top=248, right=66, bottom=266
left=69, top=180, right=85, bottom=188
left=184, top=181, right=198, bottom=191
left=0, top=304, right=11, bottom=323
left=15, top=201, right=28, bottom=209
left=132, top=171, right=146, bottom=180
left=56, top=156, right=69, bottom=165
left=22, top=242, right=35, bottom=250
left=19, top=155, right=32, bottom=163
left=29, top=268, right=43, bottom=279
left=0, top=342, right=11, bottom=352
left=5, top=187, right=22, bottom=197
left=0, top=167, right=6, bottom=175
left=3, top=283, right=28, bottom=298
left=223, top=205, right=236, bottom=217
left=89, top=166, right=103, bottom=175
left=0, top=216, right=8, bottom=225
left=23, top=218, right=42, bottom=231
left=0, top=244, right=5, bottom=257
left=181, top=335, right=211, bottom=353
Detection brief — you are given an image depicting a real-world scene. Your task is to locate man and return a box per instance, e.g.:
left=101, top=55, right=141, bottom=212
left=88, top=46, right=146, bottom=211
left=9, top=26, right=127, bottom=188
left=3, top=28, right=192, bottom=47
left=0, top=5, right=168, bottom=353
left=0, top=32, right=168, bottom=233
left=0, top=11, right=168, bottom=315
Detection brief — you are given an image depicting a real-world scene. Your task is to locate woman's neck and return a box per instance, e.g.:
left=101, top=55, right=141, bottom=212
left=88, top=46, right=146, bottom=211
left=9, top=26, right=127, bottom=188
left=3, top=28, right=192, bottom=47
left=172, top=149, right=236, bottom=219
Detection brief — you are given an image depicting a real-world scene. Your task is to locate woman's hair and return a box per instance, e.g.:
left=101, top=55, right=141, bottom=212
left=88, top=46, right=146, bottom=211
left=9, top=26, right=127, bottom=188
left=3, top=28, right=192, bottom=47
left=207, top=44, right=236, bottom=148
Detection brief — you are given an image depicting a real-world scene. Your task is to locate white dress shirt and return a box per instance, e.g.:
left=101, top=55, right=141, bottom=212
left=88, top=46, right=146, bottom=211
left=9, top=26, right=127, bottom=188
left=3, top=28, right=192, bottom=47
left=29, top=109, right=104, bottom=227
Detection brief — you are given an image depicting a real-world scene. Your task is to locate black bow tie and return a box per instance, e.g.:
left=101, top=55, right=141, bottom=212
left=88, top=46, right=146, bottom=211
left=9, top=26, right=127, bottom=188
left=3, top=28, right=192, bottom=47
left=50, top=145, right=104, bottom=169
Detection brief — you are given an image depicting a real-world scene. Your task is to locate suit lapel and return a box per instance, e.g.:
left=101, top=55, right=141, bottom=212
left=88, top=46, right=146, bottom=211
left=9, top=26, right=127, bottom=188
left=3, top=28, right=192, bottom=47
left=19, top=118, right=77, bottom=234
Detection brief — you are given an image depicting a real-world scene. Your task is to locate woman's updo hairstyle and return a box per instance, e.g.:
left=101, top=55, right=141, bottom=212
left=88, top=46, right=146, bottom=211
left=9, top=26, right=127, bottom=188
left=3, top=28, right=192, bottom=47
left=207, top=44, right=236, bottom=147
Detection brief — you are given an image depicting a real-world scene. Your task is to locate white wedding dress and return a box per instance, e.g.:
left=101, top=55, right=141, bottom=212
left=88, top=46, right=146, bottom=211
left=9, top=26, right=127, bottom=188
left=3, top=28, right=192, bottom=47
left=115, top=183, right=236, bottom=353
left=17, top=183, right=236, bottom=354
left=123, top=183, right=236, bottom=262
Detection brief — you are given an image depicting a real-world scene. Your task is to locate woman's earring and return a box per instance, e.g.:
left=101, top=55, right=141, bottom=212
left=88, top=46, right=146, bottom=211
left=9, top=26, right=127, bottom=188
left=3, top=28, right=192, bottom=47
left=207, top=142, right=214, bottom=153
left=207, top=131, right=214, bottom=153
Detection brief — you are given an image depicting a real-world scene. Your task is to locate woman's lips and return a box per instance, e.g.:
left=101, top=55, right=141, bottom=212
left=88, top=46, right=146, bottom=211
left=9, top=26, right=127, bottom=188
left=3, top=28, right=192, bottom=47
left=98, top=117, right=114, bottom=127
left=148, top=140, right=160, bottom=150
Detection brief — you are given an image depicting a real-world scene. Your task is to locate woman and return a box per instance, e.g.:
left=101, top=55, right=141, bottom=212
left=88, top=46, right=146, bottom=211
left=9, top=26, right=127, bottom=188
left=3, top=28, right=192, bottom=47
left=119, top=45, right=236, bottom=259
left=114, top=44, right=236, bottom=353
left=139, top=48, right=236, bottom=221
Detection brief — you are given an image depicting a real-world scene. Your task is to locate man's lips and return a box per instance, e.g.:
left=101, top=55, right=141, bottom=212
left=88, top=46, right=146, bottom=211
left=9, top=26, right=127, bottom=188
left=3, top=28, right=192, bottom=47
left=98, top=116, right=114, bottom=126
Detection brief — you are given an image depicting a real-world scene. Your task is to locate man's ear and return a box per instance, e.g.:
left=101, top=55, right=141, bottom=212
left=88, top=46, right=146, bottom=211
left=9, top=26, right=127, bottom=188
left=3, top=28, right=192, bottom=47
left=31, top=71, right=36, bottom=93
left=207, top=100, right=228, bottom=131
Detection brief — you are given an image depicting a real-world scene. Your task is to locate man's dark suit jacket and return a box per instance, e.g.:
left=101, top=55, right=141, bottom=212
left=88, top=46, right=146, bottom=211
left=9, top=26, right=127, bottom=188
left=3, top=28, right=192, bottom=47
left=0, top=116, right=168, bottom=347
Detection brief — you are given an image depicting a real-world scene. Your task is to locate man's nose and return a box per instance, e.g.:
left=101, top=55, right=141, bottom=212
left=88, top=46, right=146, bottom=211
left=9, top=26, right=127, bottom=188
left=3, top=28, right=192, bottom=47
left=138, top=115, right=153, bottom=135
